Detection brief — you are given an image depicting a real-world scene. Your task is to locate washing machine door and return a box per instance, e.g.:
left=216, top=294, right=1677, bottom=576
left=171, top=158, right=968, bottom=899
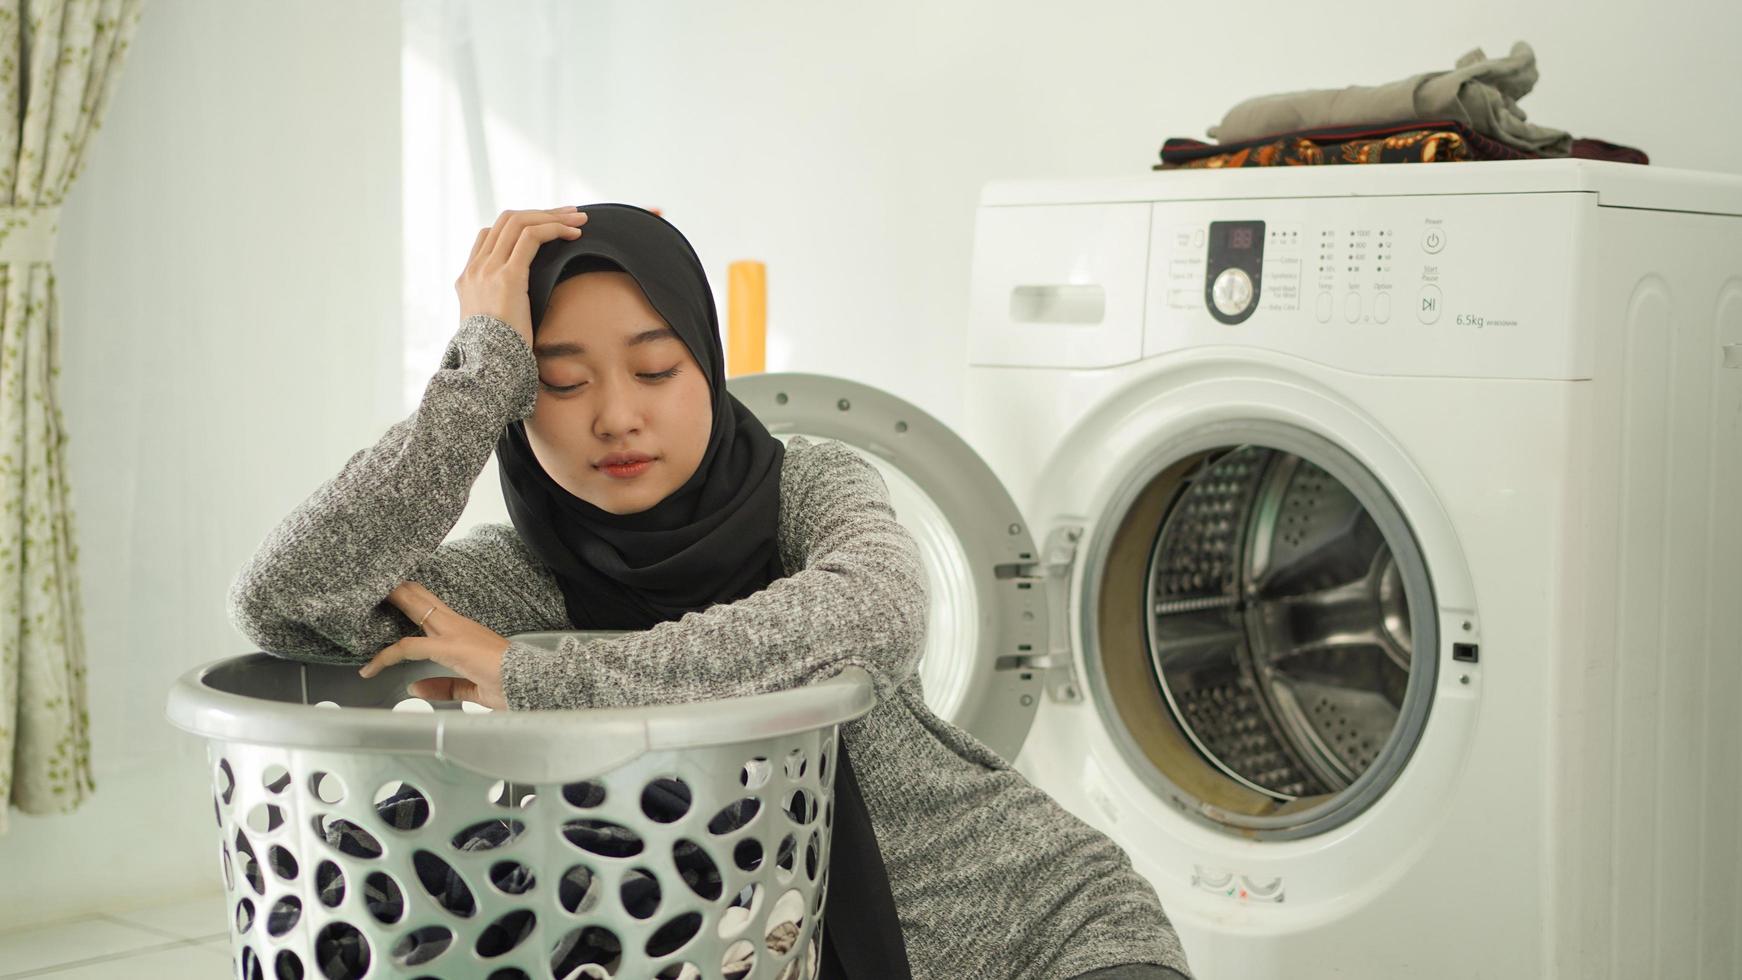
left=727, top=372, right=1048, bottom=761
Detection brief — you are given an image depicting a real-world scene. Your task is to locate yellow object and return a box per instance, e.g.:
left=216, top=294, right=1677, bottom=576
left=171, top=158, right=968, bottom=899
left=727, top=260, right=767, bottom=377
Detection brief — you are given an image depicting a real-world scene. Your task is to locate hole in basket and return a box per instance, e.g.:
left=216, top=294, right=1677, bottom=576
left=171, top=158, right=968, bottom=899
left=240, top=945, right=263, bottom=980
left=646, top=911, right=703, bottom=957
left=673, top=840, right=722, bottom=901
left=784, top=789, right=817, bottom=825
left=784, top=749, right=808, bottom=781
left=819, top=743, right=832, bottom=785
left=656, top=964, right=700, bottom=980
left=412, top=850, right=477, bottom=918
left=488, top=779, right=538, bottom=809
left=460, top=699, right=494, bottom=714
left=487, top=970, right=531, bottom=980
left=741, top=756, right=772, bottom=789
left=453, top=818, right=524, bottom=852
left=267, top=845, right=299, bottom=881
left=392, top=697, right=435, bottom=713
left=309, top=771, right=345, bottom=805
left=315, top=861, right=345, bottom=908
left=261, top=764, right=291, bottom=795
left=561, top=818, right=644, bottom=858
left=314, top=816, right=383, bottom=859
left=314, top=921, right=371, bottom=979
left=641, top=777, right=692, bottom=823
left=234, top=830, right=265, bottom=895
left=723, top=938, right=758, bottom=980
left=235, top=896, right=255, bottom=934
left=765, top=888, right=806, bottom=956
left=373, top=781, right=431, bottom=831
left=489, top=860, right=536, bottom=895
left=620, top=868, right=660, bottom=919
left=313, top=700, right=340, bottom=710
left=219, top=842, right=234, bottom=892
left=718, top=883, right=763, bottom=939
left=364, top=870, right=406, bottom=924
left=558, top=865, right=601, bottom=915
left=806, top=831, right=822, bottom=881
left=734, top=838, right=764, bottom=872
left=561, top=780, right=607, bottom=808
left=813, top=872, right=828, bottom=918
left=774, top=834, right=798, bottom=882
left=707, top=798, right=761, bottom=835
left=550, top=926, right=622, bottom=978
left=266, top=896, right=302, bottom=938
left=214, top=795, right=222, bottom=830
left=217, top=758, right=235, bottom=805
left=476, top=909, right=537, bottom=958
left=391, top=925, right=453, bottom=967
left=245, top=803, right=284, bottom=835
left=274, top=948, right=303, bottom=980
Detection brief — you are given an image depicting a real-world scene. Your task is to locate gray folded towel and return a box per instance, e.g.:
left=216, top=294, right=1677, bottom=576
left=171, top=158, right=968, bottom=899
left=1205, top=40, right=1573, bottom=156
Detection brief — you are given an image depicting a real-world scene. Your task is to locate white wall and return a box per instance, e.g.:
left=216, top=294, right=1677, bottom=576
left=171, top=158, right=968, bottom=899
left=0, top=2, right=404, bottom=926
left=3, top=0, right=1739, bottom=929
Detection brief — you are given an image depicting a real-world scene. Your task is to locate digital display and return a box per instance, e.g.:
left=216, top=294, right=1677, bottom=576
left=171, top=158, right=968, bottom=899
left=1230, top=227, right=1254, bottom=250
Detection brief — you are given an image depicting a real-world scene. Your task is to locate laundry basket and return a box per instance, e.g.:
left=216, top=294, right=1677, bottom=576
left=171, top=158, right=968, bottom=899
left=165, top=630, right=873, bottom=980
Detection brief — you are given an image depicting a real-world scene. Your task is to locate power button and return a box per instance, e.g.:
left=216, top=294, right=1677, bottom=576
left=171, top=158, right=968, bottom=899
left=1421, top=227, right=1447, bottom=254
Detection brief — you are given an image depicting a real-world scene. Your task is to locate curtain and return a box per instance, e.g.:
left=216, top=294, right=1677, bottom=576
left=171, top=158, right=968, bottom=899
left=0, top=0, right=146, bottom=834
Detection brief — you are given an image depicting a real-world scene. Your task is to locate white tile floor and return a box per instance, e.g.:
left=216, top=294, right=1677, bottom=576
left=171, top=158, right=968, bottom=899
left=0, top=891, right=233, bottom=979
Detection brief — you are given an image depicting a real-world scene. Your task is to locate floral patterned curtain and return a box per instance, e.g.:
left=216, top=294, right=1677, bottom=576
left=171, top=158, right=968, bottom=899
left=0, top=0, right=145, bottom=833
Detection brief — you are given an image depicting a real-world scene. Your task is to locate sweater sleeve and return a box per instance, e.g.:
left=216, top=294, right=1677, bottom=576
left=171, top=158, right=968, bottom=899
left=498, top=436, right=929, bottom=711
left=225, top=314, right=569, bottom=663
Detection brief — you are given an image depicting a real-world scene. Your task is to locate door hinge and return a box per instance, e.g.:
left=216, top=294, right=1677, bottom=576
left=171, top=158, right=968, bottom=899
left=994, top=524, right=1084, bottom=703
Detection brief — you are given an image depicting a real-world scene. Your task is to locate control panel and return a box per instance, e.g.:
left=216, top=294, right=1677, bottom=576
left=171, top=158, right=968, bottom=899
left=967, top=191, right=1596, bottom=379
left=1147, top=193, right=1595, bottom=379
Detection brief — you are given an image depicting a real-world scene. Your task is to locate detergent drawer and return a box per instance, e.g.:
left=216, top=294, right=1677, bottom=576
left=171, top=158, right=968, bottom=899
left=968, top=202, right=1149, bottom=368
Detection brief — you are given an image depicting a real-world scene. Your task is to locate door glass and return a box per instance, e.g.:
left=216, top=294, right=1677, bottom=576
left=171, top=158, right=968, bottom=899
left=1091, top=435, right=1437, bottom=838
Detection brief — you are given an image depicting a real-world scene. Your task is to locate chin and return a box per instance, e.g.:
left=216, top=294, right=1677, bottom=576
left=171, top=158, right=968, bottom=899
left=595, top=488, right=661, bottom=515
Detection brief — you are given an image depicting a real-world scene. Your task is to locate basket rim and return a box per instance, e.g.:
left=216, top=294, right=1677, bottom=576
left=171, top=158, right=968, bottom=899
left=165, top=631, right=875, bottom=782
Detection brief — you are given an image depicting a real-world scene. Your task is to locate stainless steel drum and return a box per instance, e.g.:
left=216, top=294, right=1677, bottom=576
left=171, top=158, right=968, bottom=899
left=1087, top=423, right=1438, bottom=839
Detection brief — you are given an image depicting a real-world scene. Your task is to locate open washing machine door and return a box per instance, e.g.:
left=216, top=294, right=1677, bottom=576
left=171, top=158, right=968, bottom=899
left=727, top=372, right=1053, bottom=762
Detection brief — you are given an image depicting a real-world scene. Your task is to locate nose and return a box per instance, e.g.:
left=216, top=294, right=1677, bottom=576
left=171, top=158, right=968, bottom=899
left=590, top=374, right=646, bottom=442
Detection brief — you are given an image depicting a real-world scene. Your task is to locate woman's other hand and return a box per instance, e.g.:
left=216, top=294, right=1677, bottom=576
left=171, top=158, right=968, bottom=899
left=455, top=206, right=589, bottom=348
left=360, top=580, right=511, bottom=710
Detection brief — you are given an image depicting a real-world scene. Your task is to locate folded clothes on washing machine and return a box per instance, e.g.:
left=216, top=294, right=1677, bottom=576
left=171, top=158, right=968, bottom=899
left=1203, top=40, right=1571, bottom=153
left=1153, top=118, right=1649, bottom=169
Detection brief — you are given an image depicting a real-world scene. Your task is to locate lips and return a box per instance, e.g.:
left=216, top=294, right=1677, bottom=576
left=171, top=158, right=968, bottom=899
left=596, top=452, right=657, bottom=480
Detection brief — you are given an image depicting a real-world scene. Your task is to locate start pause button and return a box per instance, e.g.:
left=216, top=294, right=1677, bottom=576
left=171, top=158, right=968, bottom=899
left=1417, top=284, right=1443, bottom=324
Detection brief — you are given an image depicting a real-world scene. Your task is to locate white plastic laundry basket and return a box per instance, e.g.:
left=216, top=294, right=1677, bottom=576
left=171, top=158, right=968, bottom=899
left=165, top=630, right=873, bottom=980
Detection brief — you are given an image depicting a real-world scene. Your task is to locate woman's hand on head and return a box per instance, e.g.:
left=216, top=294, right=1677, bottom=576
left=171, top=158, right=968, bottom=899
left=360, top=580, right=511, bottom=710
left=456, top=206, right=590, bottom=349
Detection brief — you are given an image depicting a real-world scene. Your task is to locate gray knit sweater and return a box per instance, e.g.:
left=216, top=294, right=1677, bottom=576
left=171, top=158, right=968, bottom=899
left=226, top=312, right=1194, bottom=980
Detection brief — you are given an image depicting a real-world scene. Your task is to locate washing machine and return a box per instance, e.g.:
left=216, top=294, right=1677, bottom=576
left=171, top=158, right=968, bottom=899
left=727, top=157, right=1742, bottom=979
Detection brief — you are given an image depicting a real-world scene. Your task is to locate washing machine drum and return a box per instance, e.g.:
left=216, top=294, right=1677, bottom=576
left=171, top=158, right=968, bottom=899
left=1097, top=439, right=1437, bottom=838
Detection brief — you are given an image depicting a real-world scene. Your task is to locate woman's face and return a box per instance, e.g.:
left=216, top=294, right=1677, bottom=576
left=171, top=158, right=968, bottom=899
left=524, top=270, right=713, bottom=515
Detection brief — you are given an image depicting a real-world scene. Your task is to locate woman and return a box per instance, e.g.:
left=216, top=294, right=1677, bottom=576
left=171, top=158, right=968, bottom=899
left=227, top=202, right=1193, bottom=980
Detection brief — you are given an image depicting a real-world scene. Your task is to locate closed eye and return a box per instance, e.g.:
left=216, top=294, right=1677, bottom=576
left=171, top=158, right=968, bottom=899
left=541, top=366, right=680, bottom=394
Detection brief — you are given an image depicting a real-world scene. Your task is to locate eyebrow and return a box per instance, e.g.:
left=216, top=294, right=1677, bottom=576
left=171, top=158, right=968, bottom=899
left=534, top=327, right=679, bottom=359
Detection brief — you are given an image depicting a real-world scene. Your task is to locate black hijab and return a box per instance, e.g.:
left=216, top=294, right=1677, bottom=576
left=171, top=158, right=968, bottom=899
left=496, top=203, right=785, bottom=627
left=494, top=203, right=913, bottom=978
